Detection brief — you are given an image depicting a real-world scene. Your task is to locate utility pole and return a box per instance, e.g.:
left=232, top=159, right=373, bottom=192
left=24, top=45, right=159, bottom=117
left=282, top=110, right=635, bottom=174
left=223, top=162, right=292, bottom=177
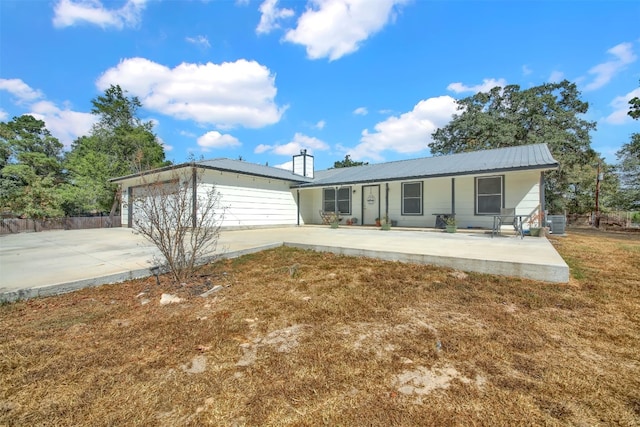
left=594, top=161, right=601, bottom=228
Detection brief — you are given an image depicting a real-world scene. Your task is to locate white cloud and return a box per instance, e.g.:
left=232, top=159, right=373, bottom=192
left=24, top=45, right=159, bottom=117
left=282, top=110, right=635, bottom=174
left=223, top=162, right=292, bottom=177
left=548, top=70, right=564, bottom=83
left=0, top=79, right=94, bottom=145
left=584, top=42, right=637, bottom=91
left=348, top=96, right=458, bottom=161
left=603, top=87, right=640, bottom=125
left=447, top=78, right=507, bottom=94
left=522, top=65, right=532, bottom=76
left=0, top=78, right=43, bottom=104
left=254, top=132, right=330, bottom=156
left=353, top=107, right=368, bottom=116
left=197, top=131, right=241, bottom=151
left=284, top=0, right=407, bottom=61
left=28, top=101, right=96, bottom=147
left=156, top=136, right=173, bottom=152
left=97, top=57, right=287, bottom=128
left=52, top=0, right=147, bottom=29
left=0, top=109, right=8, bottom=121
left=186, top=35, right=211, bottom=48
left=256, top=0, right=294, bottom=34
left=314, top=120, right=326, bottom=129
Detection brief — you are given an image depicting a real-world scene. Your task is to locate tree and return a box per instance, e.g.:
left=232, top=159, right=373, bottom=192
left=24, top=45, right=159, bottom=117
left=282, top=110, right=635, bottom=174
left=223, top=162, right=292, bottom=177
left=614, top=88, right=640, bottom=209
left=65, top=85, right=169, bottom=219
left=130, top=167, right=223, bottom=283
left=614, top=134, right=640, bottom=210
left=333, top=154, right=368, bottom=168
left=0, top=115, right=65, bottom=220
left=628, top=80, right=640, bottom=120
left=430, top=80, right=598, bottom=213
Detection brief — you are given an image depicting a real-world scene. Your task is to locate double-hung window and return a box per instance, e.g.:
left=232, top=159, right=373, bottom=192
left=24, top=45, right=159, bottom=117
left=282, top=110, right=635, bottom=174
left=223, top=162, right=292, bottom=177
left=402, top=182, right=423, bottom=215
left=323, top=187, right=351, bottom=214
left=476, top=176, right=503, bottom=214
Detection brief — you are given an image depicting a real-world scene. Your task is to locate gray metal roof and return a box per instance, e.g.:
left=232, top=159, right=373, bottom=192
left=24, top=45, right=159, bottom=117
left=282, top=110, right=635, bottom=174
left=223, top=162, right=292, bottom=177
left=296, top=143, right=558, bottom=188
left=110, top=157, right=313, bottom=183
left=112, top=144, right=557, bottom=187
left=196, top=158, right=313, bottom=183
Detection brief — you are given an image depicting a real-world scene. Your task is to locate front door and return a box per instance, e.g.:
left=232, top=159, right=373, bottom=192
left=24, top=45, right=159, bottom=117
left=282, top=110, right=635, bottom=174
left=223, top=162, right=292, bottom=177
left=362, top=185, right=380, bottom=225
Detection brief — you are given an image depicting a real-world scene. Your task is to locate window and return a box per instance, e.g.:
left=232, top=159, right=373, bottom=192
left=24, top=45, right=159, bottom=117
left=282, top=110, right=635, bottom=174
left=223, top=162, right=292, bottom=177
left=402, top=182, right=423, bottom=215
left=323, top=187, right=351, bottom=214
left=476, top=176, right=503, bottom=214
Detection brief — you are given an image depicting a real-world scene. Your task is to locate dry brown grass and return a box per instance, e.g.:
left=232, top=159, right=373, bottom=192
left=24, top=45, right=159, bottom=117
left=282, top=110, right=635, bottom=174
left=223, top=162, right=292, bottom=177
left=1, top=227, right=639, bottom=426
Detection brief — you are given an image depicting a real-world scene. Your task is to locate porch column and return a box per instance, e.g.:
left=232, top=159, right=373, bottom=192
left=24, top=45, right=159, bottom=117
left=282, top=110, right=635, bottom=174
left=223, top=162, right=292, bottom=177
left=127, top=186, right=133, bottom=228
left=451, top=177, right=455, bottom=216
left=385, top=183, right=389, bottom=219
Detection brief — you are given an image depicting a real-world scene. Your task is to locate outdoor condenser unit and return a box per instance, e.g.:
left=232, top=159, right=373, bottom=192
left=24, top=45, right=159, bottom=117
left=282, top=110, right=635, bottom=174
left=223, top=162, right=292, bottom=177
left=547, top=215, right=566, bottom=235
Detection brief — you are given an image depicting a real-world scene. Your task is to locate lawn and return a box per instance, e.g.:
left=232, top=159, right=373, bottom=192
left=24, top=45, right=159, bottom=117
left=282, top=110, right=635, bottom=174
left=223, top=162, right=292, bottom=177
left=1, top=227, right=639, bottom=426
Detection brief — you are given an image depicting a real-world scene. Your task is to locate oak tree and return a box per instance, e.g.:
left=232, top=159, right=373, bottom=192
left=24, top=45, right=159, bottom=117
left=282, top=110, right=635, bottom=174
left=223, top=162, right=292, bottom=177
left=430, top=80, right=598, bottom=212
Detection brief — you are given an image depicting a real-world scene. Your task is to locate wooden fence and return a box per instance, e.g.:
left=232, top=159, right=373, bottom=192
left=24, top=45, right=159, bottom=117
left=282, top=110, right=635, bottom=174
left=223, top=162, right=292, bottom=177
left=0, top=216, right=121, bottom=234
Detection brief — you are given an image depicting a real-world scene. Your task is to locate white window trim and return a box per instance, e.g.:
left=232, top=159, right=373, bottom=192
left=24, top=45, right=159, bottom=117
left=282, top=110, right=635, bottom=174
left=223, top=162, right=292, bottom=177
left=323, top=187, right=352, bottom=215
left=402, top=181, right=423, bottom=215
left=475, top=175, right=504, bottom=215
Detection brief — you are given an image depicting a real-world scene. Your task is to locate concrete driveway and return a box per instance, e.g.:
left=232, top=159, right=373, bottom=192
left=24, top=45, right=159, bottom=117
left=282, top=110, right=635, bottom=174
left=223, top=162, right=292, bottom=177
left=0, top=226, right=569, bottom=302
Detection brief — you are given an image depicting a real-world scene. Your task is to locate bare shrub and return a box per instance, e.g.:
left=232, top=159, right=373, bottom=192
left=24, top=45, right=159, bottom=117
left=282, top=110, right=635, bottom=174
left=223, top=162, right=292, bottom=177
left=129, top=166, right=223, bottom=283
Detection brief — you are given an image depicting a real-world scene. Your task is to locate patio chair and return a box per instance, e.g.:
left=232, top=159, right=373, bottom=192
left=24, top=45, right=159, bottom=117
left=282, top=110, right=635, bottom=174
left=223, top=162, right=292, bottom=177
left=319, top=210, right=342, bottom=225
left=492, top=208, right=525, bottom=238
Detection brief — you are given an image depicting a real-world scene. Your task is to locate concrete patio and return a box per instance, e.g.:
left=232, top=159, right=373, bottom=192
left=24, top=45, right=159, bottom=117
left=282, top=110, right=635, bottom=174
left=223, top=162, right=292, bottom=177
left=0, top=226, right=569, bottom=302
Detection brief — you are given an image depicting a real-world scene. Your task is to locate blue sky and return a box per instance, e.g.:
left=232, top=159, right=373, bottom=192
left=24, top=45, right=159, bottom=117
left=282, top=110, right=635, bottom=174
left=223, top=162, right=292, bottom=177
left=1, top=0, right=639, bottom=171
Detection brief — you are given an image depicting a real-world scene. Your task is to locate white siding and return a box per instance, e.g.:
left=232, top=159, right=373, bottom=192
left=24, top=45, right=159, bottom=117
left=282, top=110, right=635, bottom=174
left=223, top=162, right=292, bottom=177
left=455, top=170, right=541, bottom=229
left=299, top=170, right=542, bottom=229
left=117, top=167, right=302, bottom=228
left=116, top=166, right=543, bottom=230
left=198, top=169, right=300, bottom=228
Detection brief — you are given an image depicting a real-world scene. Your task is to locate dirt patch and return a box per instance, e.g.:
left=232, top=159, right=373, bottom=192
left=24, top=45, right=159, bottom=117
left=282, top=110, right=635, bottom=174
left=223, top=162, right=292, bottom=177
left=394, top=364, right=486, bottom=402
left=237, top=324, right=308, bottom=367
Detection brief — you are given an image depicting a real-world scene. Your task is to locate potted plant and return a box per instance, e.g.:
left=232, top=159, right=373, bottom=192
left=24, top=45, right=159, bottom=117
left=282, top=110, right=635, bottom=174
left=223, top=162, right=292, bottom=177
left=375, top=218, right=381, bottom=227
left=445, top=217, right=457, bottom=233
left=527, top=210, right=544, bottom=237
left=329, top=212, right=340, bottom=228
left=381, top=215, right=391, bottom=230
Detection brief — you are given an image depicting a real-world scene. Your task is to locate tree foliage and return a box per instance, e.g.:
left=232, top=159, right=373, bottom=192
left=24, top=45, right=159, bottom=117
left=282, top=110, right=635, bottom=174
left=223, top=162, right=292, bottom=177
left=333, top=154, right=368, bottom=168
left=614, top=87, right=640, bottom=209
left=65, top=85, right=169, bottom=215
left=0, top=115, right=65, bottom=218
left=628, top=80, right=640, bottom=120
left=430, top=80, right=598, bottom=213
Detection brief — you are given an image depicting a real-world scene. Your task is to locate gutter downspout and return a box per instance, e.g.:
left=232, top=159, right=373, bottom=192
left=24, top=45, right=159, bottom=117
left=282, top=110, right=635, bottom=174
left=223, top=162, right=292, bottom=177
left=297, top=189, right=300, bottom=226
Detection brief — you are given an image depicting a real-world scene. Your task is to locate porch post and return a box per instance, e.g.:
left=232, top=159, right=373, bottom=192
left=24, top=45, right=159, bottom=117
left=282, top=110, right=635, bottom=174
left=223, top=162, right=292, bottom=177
left=385, top=183, right=389, bottom=219
left=451, top=178, right=455, bottom=217
left=127, top=186, right=133, bottom=228
left=540, top=172, right=546, bottom=222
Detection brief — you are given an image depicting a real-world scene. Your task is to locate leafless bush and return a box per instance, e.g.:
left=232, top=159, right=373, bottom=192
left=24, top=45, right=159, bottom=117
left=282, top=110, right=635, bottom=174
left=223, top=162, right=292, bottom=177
left=129, top=167, right=223, bottom=283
